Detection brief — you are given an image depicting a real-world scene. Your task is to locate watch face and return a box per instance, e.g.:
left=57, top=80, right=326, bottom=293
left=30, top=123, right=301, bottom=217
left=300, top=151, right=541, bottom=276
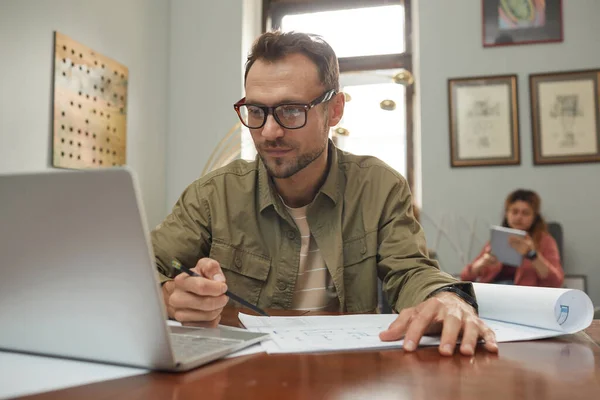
left=526, top=250, right=537, bottom=260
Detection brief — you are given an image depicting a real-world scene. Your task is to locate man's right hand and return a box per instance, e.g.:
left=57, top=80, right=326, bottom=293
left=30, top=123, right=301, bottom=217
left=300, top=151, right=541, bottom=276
left=161, top=258, right=229, bottom=327
left=472, top=253, right=499, bottom=276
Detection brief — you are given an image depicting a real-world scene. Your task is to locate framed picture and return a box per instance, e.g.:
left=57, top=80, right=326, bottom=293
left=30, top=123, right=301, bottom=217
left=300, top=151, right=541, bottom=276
left=530, top=69, right=600, bottom=165
left=448, top=75, right=520, bottom=167
left=482, top=0, right=563, bottom=47
left=563, top=275, right=588, bottom=293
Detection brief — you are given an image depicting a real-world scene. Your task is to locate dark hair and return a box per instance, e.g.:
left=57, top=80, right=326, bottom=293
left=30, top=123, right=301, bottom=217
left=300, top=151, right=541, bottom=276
left=244, top=31, right=340, bottom=92
left=502, top=189, right=547, bottom=246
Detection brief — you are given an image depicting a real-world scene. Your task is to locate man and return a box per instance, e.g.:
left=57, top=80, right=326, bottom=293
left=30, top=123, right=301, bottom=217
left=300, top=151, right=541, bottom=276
left=152, top=31, right=497, bottom=356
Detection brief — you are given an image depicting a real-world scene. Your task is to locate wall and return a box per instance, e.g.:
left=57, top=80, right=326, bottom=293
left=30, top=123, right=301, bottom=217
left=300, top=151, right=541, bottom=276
left=0, top=0, right=170, bottom=228
left=166, top=0, right=246, bottom=210
left=414, top=1, right=600, bottom=305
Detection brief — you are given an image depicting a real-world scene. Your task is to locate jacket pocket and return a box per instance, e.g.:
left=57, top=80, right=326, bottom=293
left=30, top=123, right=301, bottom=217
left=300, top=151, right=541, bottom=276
left=342, top=230, right=378, bottom=312
left=343, top=231, right=378, bottom=267
left=209, top=242, right=271, bottom=306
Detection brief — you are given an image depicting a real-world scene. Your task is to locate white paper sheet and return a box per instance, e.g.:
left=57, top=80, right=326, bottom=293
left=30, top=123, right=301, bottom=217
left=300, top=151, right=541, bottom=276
left=238, top=284, right=595, bottom=354
left=0, top=352, right=147, bottom=400
left=239, top=313, right=437, bottom=354
left=473, top=283, right=594, bottom=333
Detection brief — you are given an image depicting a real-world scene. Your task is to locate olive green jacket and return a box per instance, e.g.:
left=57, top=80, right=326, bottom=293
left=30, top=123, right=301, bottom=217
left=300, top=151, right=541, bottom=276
left=152, top=143, right=472, bottom=313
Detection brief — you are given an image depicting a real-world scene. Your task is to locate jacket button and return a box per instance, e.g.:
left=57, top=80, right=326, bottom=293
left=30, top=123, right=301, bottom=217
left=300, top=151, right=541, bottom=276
left=361, top=245, right=367, bottom=255
left=277, top=282, right=287, bottom=291
left=234, top=257, right=242, bottom=269
left=287, top=230, right=296, bottom=240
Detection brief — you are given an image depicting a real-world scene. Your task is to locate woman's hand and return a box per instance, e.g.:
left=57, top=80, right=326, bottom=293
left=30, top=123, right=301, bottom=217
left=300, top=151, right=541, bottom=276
left=508, top=235, right=535, bottom=256
left=472, top=252, right=498, bottom=276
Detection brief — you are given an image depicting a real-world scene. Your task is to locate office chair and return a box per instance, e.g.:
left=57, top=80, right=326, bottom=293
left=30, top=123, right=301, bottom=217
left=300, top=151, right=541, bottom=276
left=546, top=221, right=563, bottom=264
left=546, top=222, right=585, bottom=293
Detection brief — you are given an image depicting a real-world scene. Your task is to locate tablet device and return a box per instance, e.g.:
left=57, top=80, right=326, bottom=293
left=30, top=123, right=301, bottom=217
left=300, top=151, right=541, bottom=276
left=490, top=225, right=527, bottom=267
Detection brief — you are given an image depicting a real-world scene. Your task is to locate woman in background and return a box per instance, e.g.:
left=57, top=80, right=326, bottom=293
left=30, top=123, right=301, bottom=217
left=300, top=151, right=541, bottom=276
left=460, top=189, right=563, bottom=287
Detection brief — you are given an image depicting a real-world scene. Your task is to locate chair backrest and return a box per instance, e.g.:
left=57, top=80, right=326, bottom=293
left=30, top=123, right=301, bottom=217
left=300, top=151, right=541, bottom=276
left=546, top=221, right=563, bottom=263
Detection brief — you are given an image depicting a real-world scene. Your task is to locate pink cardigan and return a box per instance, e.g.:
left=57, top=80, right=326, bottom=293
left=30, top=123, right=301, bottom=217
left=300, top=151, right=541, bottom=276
left=460, top=232, right=564, bottom=287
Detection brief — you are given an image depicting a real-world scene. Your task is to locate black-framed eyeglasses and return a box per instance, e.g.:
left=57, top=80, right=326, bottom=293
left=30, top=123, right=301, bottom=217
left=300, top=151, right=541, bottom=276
left=233, top=89, right=337, bottom=130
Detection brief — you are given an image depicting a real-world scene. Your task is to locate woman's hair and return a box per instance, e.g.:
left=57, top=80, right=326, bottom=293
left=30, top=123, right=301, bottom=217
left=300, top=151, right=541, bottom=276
left=502, top=189, right=547, bottom=245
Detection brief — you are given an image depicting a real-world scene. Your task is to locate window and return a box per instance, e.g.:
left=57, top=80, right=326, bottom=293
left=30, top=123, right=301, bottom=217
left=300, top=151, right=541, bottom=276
left=336, top=71, right=407, bottom=177
left=281, top=5, right=405, bottom=57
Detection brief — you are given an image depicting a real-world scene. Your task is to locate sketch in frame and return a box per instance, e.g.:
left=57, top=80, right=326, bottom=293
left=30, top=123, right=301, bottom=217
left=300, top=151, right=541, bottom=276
left=530, top=69, right=600, bottom=165
left=482, top=0, right=563, bottom=47
left=448, top=75, right=520, bottom=167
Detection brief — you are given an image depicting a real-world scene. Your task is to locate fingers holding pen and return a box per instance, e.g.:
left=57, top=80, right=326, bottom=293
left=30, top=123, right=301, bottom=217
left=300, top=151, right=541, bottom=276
left=194, top=258, right=227, bottom=283
left=167, top=257, right=230, bottom=324
left=168, top=289, right=229, bottom=311
left=175, top=272, right=228, bottom=297
left=173, top=257, right=228, bottom=296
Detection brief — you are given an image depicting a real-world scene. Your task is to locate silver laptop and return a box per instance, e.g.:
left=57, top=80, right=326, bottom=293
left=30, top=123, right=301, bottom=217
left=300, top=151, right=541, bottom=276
left=0, top=168, right=269, bottom=371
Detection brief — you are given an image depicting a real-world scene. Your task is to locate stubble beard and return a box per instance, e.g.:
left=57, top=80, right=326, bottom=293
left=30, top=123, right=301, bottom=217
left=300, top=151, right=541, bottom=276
left=260, top=118, right=330, bottom=179
left=260, top=138, right=327, bottom=179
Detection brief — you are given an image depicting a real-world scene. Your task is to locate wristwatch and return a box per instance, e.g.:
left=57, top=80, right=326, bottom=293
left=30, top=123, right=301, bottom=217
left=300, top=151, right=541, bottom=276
left=429, top=285, right=479, bottom=314
left=525, top=249, right=538, bottom=260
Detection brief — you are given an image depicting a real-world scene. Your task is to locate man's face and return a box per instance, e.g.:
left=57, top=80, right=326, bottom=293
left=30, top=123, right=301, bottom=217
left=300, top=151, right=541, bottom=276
left=244, top=53, right=342, bottom=179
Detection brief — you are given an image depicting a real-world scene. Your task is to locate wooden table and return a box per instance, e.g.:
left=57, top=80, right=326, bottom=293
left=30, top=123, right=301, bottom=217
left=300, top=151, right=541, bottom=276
left=19, top=310, right=600, bottom=400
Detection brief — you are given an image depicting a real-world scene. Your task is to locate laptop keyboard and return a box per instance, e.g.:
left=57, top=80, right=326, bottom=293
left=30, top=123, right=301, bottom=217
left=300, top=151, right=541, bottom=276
left=171, top=334, right=239, bottom=361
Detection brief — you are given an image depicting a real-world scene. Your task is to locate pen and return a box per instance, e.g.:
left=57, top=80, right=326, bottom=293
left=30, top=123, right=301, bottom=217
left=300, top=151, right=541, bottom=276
left=170, top=259, right=270, bottom=317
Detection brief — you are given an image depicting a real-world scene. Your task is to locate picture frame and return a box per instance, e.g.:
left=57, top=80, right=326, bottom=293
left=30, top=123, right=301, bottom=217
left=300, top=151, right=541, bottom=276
left=530, top=69, right=600, bottom=165
left=482, top=0, right=563, bottom=48
left=563, top=274, right=588, bottom=293
left=448, top=74, right=520, bottom=167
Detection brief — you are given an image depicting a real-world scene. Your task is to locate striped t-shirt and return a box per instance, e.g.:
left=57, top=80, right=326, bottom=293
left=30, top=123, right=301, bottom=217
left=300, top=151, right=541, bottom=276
left=284, top=202, right=339, bottom=311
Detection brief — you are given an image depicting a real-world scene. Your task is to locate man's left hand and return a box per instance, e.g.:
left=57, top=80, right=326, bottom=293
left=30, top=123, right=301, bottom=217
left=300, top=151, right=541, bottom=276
left=379, top=292, right=498, bottom=356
